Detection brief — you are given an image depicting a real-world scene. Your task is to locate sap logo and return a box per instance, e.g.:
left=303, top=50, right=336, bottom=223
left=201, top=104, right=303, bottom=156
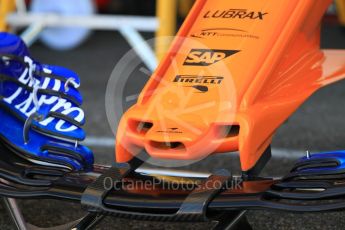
left=203, top=9, right=268, bottom=20
left=173, top=75, right=223, bottom=85
left=183, top=49, right=239, bottom=66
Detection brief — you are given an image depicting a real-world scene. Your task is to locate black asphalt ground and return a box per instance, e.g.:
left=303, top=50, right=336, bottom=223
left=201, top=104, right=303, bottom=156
left=0, top=23, right=345, bottom=229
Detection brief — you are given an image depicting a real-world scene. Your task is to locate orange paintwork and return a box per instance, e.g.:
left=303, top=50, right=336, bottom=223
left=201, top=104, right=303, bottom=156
left=116, top=0, right=345, bottom=172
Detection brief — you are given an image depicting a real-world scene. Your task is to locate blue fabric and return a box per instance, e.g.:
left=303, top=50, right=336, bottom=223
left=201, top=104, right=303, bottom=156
left=0, top=32, right=93, bottom=170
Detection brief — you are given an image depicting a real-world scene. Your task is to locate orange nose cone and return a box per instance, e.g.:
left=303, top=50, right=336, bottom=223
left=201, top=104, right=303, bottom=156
left=116, top=0, right=345, bottom=173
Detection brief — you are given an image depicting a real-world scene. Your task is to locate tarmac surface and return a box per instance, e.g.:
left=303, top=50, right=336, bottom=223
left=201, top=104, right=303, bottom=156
left=0, top=23, right=345, bottom=229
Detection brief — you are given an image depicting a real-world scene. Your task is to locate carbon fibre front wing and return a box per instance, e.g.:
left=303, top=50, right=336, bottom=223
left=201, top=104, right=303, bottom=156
left=1, top=142, right=345, bottom=229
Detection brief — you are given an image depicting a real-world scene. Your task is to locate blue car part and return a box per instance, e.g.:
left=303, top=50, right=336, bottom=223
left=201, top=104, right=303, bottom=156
left=0, top=32, right=93, bottom=170
left=284, top=150, right=345, bottom=180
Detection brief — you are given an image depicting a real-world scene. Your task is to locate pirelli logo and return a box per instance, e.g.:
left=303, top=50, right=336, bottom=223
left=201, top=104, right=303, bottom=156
left=173, top=75, right=223, bottom=84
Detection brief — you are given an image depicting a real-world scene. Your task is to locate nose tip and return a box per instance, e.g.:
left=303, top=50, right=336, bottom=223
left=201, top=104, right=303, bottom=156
left=148, top=140, right=186, bottom=151
left=142, top=122, right=213, bottom=160
left=123, top=113, right=219, bottom=160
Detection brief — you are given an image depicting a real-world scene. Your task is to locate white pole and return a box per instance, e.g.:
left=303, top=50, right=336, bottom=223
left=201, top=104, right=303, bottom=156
left=119, top=26, right=158, bottom=72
